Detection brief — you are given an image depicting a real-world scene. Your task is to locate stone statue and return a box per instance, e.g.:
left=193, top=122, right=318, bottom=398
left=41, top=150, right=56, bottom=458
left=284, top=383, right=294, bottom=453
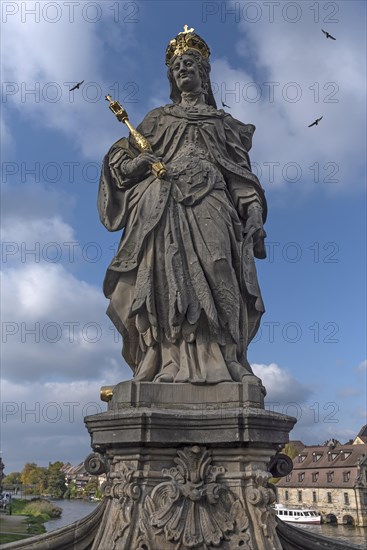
left=98, top=27, right=267, bottom=384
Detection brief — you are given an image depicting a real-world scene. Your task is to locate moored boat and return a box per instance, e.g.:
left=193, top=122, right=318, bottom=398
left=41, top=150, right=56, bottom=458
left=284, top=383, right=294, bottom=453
left=274, top=503, right=321, bottom=524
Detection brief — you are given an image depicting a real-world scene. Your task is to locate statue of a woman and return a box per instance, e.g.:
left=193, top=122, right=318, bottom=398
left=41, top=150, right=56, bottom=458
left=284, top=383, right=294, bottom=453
left=98, top=28, right=267, bottom=384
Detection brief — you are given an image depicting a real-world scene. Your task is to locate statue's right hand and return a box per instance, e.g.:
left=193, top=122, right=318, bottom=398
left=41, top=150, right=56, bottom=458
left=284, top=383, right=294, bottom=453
left=121, top=152, right=161, bottom=179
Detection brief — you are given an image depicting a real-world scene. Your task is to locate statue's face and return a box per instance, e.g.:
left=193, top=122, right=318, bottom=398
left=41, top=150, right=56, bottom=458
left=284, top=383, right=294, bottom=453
left=172, top=54, right=202, bottom=93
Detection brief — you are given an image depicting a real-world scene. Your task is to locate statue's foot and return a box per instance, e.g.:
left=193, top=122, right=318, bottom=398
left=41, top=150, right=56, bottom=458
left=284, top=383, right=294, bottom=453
left=154, top=372, right=174, bottom=383
left=226, top=360, right=253, bottom=381
left=153, top=361, right=178, bottom=383
left=226, top=361, right=266, bottom=396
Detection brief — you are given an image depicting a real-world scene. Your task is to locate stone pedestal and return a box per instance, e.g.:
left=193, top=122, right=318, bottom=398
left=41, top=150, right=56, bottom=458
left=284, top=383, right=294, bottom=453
left=84, top=380, right=296, bottom=550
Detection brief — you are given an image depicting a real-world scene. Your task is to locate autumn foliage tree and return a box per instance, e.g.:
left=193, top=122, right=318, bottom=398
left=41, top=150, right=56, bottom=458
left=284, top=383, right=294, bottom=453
left=19, top=462, right=66, bottom=497
left=47, top=461, right=67, bottom=498
left=21, top=463, right=48, bottom=495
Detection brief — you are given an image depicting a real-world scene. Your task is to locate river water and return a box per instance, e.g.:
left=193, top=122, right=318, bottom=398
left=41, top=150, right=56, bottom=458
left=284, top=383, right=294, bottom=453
left=45, top=500, right=367, bottom=547
left=44, top=499, right=98, bottom=532
left=288, top=523, right=367, bottom=548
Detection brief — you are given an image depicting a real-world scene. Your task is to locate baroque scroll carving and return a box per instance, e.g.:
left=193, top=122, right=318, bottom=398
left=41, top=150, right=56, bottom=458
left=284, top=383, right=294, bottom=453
left=245, top=472, right=280, bottom=546
left=137, top=446, right=251, bottom=549
left=99, top=461, right=141, bottom=550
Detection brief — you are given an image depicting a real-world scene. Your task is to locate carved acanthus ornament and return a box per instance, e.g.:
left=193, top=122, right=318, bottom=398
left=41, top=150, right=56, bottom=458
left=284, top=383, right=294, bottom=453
left=245, top=472, right=278, bottom=541
left=99, top=461, right=141, bottom=549
left=138, top=446, right=251, bottom=549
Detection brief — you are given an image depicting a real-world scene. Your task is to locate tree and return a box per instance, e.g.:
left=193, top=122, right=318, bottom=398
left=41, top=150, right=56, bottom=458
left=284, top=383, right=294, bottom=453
left=83, top=476, right=99, bottom=497
left=47, top=462, right=67, bottom=499
left=64, top=481, right=78, bottom=499
left=21, top=463, right=47, bottom=495
left=282, top=442, right=299, bottom=460
left=3, top=472, right=21, bottom=486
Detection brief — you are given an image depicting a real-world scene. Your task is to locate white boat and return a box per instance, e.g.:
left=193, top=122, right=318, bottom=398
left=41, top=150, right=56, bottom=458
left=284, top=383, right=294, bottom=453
left=274, top=503, right=321, bottom=524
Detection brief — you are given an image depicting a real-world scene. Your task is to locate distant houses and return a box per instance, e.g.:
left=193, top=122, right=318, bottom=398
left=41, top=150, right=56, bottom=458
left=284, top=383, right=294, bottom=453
left=0, top=457, right=4, bottom=493
left=276, top=425, right=367, bottom=526
left=60, top=462, right=106, bottom=494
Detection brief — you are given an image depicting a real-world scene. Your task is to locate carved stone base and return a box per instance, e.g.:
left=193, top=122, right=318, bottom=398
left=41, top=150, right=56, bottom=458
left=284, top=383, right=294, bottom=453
left=84, top=381, right=296, bottom=550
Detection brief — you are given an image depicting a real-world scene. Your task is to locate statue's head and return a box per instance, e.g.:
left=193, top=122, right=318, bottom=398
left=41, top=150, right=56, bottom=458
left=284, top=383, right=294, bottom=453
left=166, top=26, right=217, bottom=108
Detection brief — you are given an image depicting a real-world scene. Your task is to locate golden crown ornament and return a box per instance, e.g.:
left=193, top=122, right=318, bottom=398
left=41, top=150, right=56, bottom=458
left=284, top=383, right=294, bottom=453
left=166, top=25, right=211, bottom=65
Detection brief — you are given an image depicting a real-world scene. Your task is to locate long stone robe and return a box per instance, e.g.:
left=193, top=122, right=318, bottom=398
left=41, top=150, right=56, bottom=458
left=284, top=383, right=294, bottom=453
left=98, top=103, right=267, bottom=383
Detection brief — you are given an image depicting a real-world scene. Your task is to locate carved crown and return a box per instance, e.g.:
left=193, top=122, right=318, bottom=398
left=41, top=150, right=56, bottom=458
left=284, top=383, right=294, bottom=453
left=166, top=25, right=211, bottom=65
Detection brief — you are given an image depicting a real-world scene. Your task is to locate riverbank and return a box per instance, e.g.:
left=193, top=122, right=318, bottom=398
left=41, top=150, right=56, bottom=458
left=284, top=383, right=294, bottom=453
left=0, top=498, right=62, bottom=545
left=0, top=515, right=30, bottom=545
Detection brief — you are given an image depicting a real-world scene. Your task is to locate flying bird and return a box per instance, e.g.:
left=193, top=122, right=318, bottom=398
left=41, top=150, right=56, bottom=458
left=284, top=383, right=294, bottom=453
left=221, top=100, right=231, bottom=109
left=70, top=80, right=84, bottom=91
left=308, top=116, right=323, bottom=128
left=322, top=29, right=336, bottom=40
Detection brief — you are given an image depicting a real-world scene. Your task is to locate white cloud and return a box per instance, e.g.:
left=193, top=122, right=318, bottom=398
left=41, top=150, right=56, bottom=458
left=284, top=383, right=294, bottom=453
left=251, top=362, right=365, bottom=445
left=2, top=216, right=75, bottom=248
left=211, top=3, right=366, bottom=192
left=1, top=2, right=137, bottom=159
left=1, top=182, right=94, bottom=269
left=1, top=262, right=130, bottom=382
left=252, top=362, right=313, bottom=404
left=356, top=359, right=367, bottom=372
left=1, top=378, right=115, bottom=472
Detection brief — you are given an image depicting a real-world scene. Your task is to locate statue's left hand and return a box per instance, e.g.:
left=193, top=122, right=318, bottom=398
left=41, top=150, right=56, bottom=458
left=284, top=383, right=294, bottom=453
left=253, top=228, right=267, bottom=259
left=243, top=202, right=267, bottom=259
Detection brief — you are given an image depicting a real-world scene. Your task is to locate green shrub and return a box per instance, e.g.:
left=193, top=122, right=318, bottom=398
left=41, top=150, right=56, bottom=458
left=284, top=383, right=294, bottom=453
left=23, top=499, right=62, bottom=519
left=10, top=498, right=29, bottom=515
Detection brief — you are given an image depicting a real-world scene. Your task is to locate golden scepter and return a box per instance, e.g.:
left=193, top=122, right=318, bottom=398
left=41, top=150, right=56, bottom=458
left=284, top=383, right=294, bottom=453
left=105, top=95, right=166, bottom=179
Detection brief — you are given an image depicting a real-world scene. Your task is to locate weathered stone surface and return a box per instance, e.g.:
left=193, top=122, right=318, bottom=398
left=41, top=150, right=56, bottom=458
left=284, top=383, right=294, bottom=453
left=89, top=445, right=284, bottom=550
left=84, top=381, right=297, bottom=549
left=109, top=378, right=266, bottom=410
left=86, top=382, right=293, bottom=452
left=99, top=27, right=268, bottom=386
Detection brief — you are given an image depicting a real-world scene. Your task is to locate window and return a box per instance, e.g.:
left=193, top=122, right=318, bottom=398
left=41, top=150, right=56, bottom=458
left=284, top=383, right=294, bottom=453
left=343, top=471, right=350, bottom=482
left=298, top=454, right=306, bottom=463
left=344, top=493, right=350, bottom=505
left=313, top=491, right=317, bottom=503
left=313, top=453, right=322, bottom=462
left=327, top=472, right=334, bottom=483
left=327, top=492, right=332, bottom=503
left=341, top=451, right=351, bottom=461
left=286, top=474, right=292, bottom=482
left=285, top=490, right=289, bottom=501
left=312, top=472, right=319, bottom=482
left=298, top=490, right=302, bottom=502
left=298, top=473, right=305, bottom=482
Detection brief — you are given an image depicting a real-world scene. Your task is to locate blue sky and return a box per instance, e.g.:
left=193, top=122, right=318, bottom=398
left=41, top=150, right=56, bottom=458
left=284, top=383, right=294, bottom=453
left=1, top=0, right=366, bottom=473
